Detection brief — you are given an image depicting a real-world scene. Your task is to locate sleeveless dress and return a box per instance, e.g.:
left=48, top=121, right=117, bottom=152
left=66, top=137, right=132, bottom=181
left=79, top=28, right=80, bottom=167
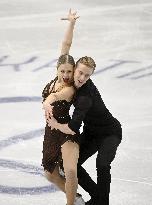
left=42, top=78, right=80, bottom=173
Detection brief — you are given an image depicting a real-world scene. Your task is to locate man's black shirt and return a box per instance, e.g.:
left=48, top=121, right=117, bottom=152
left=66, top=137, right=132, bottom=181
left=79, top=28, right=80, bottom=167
left=68, top=79, right=122, bottom=139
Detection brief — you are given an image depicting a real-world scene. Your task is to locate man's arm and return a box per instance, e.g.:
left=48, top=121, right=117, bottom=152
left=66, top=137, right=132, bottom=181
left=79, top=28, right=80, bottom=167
left=47, top=117, right=75, bottom=135
left=47, top=95, right=92, bottom=134
left=68, top=95, right=92, bottom=132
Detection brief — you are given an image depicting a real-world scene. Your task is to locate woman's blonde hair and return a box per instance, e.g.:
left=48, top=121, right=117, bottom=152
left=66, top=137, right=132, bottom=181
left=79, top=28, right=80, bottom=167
left=57, top=54, right=75, bottom=69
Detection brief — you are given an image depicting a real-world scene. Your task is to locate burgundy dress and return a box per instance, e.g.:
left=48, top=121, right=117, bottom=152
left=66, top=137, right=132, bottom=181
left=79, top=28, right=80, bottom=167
left=42, top=78, right=79, bottom=173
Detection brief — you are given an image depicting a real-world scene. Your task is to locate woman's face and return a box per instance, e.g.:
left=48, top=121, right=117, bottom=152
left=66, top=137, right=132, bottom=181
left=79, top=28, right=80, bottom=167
left=57, top=63, right=74, bottom=84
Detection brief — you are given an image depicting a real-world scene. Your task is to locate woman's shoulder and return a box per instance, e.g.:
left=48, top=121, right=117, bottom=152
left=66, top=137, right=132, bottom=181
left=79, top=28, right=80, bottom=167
left=62, top=84, right=75, bottom=95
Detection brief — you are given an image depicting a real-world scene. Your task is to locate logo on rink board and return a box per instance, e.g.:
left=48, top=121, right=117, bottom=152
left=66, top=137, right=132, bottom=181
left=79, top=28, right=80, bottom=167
left=0, top=55, right=152, bottom=79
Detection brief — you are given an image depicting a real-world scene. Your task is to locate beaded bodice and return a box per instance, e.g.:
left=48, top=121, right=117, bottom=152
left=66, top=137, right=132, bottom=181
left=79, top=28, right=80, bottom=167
left=51, top=100, right=71, bottom=123
left=42, top=78, right=72, bottom=124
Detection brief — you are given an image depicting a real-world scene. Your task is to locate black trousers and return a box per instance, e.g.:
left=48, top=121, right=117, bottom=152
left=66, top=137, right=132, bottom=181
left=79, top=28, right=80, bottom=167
left=77, top=134, right=121, bottom=205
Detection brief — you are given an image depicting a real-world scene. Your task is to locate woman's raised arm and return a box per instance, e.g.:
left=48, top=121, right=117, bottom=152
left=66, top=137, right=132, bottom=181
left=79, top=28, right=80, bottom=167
left=60, top=9, right=79, bottom=55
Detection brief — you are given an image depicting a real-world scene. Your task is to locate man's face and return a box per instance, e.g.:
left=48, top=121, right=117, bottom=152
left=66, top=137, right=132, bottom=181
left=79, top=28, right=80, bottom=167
left=74, top=63, right=94, bottom=88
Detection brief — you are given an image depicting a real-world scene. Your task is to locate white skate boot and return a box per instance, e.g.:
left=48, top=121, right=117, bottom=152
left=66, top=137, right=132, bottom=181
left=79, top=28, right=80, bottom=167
left=74, top=194, right=85, bottom=205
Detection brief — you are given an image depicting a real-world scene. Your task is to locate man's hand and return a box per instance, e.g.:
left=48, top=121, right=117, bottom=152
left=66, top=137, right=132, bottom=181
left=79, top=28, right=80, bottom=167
left=61, top=9, right=80, bottom=22
left=47, top=117, right=76, bottom=135
left=47, top=117, right=58, bottom=130
left=42, top=101, right=53, bottom=120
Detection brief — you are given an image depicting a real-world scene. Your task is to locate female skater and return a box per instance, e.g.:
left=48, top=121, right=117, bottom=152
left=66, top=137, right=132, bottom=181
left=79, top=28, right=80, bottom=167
left=42, top=10, right=84, bottom=205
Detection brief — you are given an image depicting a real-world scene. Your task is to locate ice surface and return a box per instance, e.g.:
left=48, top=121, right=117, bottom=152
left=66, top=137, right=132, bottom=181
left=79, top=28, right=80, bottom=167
left=0, top=1, right=152, bottom=204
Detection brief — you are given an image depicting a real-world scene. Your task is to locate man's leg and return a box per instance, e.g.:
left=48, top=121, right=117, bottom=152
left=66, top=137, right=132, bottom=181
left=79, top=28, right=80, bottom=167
left=96, top=135, right=121, bottom=205
left=77, top=138, right=99, bottom=200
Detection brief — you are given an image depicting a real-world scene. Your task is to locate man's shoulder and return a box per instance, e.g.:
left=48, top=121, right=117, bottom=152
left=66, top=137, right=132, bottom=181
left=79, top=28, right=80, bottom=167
left=85, top=79, right=95, bottom=87
left=78, top=79, right=95, bottom=94
left=81, top=79, right=100, bottom=97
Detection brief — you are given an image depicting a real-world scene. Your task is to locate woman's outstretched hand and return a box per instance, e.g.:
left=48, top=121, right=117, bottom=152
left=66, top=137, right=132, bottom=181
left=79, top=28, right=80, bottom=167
left=61, top=9, right=80, bottom=22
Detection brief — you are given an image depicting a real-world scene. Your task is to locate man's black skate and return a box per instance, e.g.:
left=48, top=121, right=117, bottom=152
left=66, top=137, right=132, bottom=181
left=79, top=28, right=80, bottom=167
left=85, top=198, right=98, bottom=205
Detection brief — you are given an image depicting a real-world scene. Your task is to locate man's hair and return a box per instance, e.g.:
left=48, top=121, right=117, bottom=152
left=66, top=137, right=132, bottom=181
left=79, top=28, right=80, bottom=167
left=76, top=56, right=96, bottom=71
left=57, top=54, right=75, bottom=69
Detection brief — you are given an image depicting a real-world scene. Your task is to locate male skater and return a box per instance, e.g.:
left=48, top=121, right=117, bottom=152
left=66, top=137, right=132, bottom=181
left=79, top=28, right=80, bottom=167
left=46, top=56, right=122, bottom=205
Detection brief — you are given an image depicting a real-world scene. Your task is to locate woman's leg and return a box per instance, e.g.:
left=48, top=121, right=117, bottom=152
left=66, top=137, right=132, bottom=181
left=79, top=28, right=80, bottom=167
left=61, top=141, right=79, bottom=205
left=44, top=165, right=66, bottom=193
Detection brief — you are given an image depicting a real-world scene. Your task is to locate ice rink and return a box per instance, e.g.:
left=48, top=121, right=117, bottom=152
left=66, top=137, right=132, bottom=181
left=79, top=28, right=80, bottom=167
left=0, top=0, right=152, bottom=204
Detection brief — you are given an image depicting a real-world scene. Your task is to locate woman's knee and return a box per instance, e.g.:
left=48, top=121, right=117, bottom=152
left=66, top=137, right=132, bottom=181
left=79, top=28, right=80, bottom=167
left=64, top=167, right=77, bottom=180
